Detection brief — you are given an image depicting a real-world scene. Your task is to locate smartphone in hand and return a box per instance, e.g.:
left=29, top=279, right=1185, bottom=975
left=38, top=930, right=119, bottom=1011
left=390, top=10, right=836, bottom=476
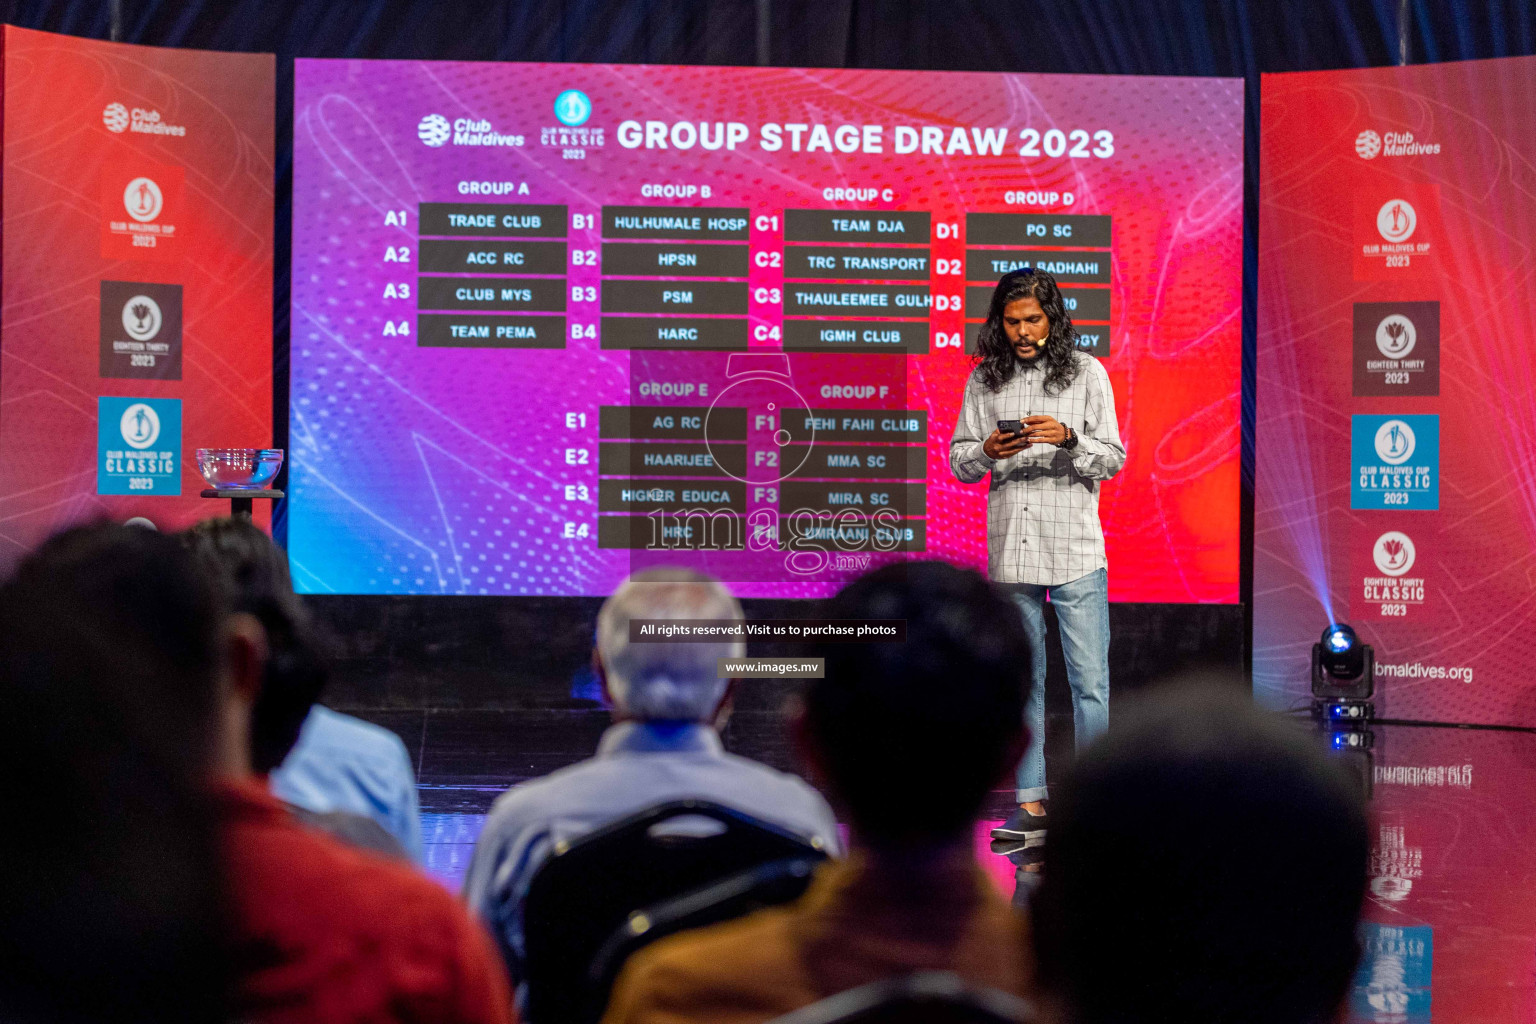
left=997, top=418, right=1023, bottom=437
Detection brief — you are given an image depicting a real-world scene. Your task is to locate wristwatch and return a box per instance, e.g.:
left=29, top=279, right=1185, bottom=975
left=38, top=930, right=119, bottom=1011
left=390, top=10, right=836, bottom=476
left=1059, top=426, right=1079, bottom=451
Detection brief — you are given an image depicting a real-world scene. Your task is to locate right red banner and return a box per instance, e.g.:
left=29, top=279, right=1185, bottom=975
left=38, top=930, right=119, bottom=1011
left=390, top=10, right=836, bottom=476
left=1256, top=60, right=1536, bottom=724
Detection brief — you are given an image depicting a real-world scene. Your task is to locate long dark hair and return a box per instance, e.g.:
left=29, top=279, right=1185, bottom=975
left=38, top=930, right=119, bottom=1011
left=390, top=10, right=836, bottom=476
left=973, top=268, right=1081, bottom=395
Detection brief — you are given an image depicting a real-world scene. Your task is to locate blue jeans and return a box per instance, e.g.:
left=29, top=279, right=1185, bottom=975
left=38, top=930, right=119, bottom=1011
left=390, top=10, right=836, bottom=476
left=1004, top=568, right=1110, bottom=801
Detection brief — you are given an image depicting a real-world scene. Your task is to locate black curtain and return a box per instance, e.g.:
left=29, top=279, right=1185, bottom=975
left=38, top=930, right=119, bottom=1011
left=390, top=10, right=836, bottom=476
left=4, top=0, right=1534, bottom=613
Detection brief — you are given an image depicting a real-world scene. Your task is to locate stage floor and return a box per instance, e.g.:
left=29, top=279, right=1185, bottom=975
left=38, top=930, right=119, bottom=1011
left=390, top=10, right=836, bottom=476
left=348, top=707, right=1529, bottom=1022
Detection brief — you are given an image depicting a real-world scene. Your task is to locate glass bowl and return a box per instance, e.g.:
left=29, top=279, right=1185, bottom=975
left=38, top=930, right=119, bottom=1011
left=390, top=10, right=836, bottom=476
left=195, top=448, right=284, bottom=490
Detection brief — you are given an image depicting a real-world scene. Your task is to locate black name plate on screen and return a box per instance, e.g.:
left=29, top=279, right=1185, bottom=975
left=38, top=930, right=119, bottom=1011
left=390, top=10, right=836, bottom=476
left=965, top=249, right=1110, bottom=283
left=417, top=277, right=567, bottom=312
left=785, top=209, right=930, bottom=243
left=603, top=207, right=750, bottom=240
left=418, top=203, right=568, bottom=237
left=782, top=320, right=929, bottom=354
left=965, top=212, right=1112, bottom=248
left=784, top=246, right=931, bottom=280
left=602, top=279, right=748, bottom=315
left=600, top=316, right=748, bottom=351
left=417, top=314, right=566, bottom=348
left=599, top=406, right=746, bottom=441
left=418, top=239, right=567, bottom=274
left=598, top=442, right=747, bottom=477
left=601, top=242, right=749, bottom=278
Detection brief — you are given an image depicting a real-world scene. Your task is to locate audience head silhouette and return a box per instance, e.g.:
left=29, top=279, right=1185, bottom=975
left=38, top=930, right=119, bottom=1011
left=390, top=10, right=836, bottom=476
left=182, top=516, right=330, bottom=774
left=803, top=560, right=1031, bottom=849
left=1032, top=685, right=1370, bottom=1024
left=0, top=523, right=229, bottom=1022
left=595, top=567, right=745, bottom=722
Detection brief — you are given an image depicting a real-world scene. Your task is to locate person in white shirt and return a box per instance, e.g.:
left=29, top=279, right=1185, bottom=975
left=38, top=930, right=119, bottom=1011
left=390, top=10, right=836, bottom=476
left=462, top=568, right=840, bottom=994
left=949, top=268, right=1126, bottom=850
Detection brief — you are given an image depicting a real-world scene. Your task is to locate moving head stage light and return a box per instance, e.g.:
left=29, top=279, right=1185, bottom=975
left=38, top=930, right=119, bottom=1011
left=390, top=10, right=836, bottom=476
left=1312, top=623, right=1374, bottom=725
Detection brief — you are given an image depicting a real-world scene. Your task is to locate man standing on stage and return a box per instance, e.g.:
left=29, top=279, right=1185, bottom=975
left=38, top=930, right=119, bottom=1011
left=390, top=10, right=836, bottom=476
left=949, top=268, right=1126, bottom=847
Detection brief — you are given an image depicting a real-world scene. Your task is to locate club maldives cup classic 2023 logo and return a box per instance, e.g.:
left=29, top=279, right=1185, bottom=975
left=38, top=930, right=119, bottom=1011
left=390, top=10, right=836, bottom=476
left=1351, top=414, right=1439, bottom=510
left=543, top=88, right=605, bottom=150
left=97, top=396, right=181, bottom=496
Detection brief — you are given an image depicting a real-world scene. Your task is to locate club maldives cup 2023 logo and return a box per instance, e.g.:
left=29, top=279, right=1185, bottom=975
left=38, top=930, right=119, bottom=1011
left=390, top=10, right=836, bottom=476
left=100, top=162, right=184, bottom=261
left=1354, top=183, right=1439, bottom=281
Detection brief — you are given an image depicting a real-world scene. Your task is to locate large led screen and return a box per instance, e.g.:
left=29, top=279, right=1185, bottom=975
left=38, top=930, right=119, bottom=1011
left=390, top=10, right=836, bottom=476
left=290, top=61, right=1241, bottom=598
left=1257, top=59, right=1536, bottom=725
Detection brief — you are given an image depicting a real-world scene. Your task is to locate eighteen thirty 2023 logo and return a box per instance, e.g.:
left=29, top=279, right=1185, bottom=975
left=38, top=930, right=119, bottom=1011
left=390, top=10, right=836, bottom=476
left=102, top=102, right=187, bottom=137
left=417, top=113, right=524, bottom=148
left=1354, top=128, right=1441, bottom=159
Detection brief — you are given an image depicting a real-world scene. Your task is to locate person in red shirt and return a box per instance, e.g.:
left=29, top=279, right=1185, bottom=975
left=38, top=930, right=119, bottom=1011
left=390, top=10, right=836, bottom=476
left=180, top=517, right=516, bottom=1023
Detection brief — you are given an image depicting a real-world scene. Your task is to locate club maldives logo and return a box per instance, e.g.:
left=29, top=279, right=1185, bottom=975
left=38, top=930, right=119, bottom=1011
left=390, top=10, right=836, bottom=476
left=1355, top=128, right=1440, bottom=158
left=1373, top=531, right=1416, bottom=576
left=1377, top=199, right=1417, bottom=243
left=102, top=102, right=187, bottom=137
left=417, top=114, right=451, bottom=147
left=1376, top=313, right=1416, bottom=358
left=554, top=89, right=593, bottom=127
left=417, top=113, right=524, bottom=148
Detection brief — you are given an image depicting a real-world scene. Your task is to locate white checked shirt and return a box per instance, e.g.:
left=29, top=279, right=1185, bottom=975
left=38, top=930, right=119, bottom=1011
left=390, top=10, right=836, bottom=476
left=949, top=350, right=1126, bottom=586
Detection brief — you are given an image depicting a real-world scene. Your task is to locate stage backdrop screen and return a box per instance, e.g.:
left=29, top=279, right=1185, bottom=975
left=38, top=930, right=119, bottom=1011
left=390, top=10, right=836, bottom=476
left=1257, top=59, right=1536, bottom=725
left=289, top=60, right=1241, bottom=599
left=0, top=26, right=275, bottom=557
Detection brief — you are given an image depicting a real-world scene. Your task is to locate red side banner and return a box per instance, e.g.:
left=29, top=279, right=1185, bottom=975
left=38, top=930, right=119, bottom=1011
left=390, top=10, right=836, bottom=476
left=0, top=25, right=274, bottom=561
left=1256, top=58, right=1536, bottom=725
